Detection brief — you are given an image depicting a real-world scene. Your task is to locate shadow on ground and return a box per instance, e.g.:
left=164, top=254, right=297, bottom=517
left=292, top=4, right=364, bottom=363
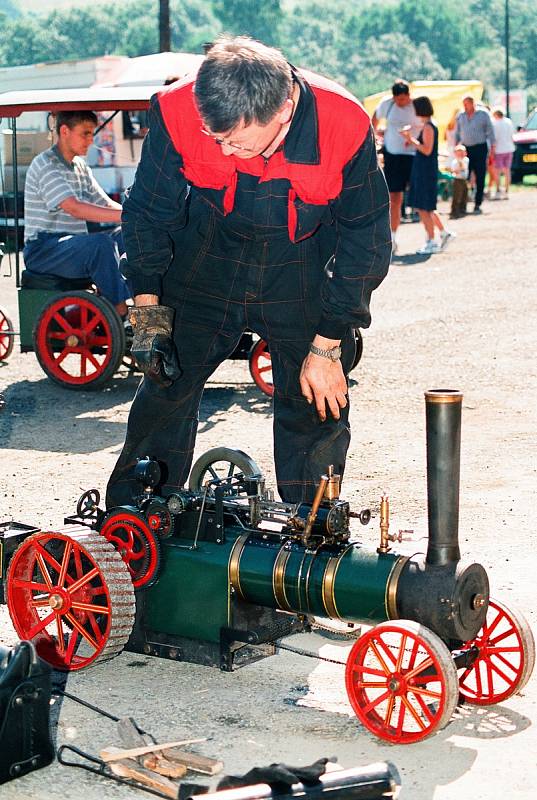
left=0, top=374, right=272, bottom=454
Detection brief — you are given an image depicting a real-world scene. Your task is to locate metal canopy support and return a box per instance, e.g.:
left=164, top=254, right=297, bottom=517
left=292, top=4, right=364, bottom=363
left=11, top=116, right=21, bottom=286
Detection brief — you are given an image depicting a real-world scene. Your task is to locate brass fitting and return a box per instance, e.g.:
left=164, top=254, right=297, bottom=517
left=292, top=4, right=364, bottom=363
left=377, top=494, right=406, bottom=553
left=303, top=475, right=329, bottom=543
left=377, top=493, right=391, bottom=553
left=322, top=465, right=341, bottom=501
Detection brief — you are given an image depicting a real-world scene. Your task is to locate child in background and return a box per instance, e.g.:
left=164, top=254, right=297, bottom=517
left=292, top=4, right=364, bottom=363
left=450, top=144, right=469, bottom=219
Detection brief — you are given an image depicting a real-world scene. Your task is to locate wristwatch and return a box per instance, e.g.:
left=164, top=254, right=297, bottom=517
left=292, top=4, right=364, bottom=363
left=309, top=343, right=342, bottom=361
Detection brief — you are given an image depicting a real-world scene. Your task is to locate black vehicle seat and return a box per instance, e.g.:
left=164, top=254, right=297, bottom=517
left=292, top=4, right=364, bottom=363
left=20, top=270, right=93, bottom=291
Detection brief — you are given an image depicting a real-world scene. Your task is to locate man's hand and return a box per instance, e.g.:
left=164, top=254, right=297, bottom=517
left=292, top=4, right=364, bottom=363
left=299, top=338, right=347, bottom=422
left=129, top=305, right=181, bottom=388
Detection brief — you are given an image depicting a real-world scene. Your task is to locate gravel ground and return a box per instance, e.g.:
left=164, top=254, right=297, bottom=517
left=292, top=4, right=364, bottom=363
left=0, top=190, right=536, bottom=799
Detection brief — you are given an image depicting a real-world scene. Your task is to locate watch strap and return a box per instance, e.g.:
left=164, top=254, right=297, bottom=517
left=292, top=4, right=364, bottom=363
left=309, top=343, right=342, bottom=361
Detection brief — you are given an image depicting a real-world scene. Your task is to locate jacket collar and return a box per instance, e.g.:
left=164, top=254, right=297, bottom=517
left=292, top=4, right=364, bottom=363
left=283, top=68, right=320, bottom=166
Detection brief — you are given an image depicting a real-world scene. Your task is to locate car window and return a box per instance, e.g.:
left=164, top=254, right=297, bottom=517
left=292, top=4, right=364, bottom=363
left=525, top=111, right=537, bottom=131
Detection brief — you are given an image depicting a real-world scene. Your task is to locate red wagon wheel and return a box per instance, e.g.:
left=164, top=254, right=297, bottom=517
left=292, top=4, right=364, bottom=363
left=99, top=510, right=161, bottom=589
left=33, top=291, right=125, bottom=389
left=345, top=620, right=459, bottom=744
left=6, top=531, right=135, bottom=671
left=0, top=309, right=14, bottom=361
left=458, top=598, right=535, bottom=705
left=249, top=338, right=273, bottom=397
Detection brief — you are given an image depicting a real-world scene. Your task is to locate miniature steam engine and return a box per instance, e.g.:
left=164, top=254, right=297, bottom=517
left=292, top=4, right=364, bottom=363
left=1, top=390, right=534, bottom=744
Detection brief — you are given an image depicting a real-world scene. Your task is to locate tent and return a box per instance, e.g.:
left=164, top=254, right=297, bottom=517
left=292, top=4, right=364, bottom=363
left=99, top=51, right=203, bottom=87
left=363, top=80, right=484, bottom=156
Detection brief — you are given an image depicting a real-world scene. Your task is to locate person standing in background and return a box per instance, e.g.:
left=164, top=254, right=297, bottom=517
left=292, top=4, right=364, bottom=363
left=372, top=80, right=420, bottom=254
left=491, top=108, right=515, bottom=199
left=400, top=96, right=454, bottom=254
left=444, top=108, right=459, bottom=160
left=455, top=96, right=495, bottom=214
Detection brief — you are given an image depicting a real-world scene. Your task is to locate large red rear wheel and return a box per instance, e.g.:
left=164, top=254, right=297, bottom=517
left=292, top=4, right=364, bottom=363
left=458, top=599, right=535, bottom=705
left=249, top=338, right=273, bottom=397
left=6, top=530, right=135, bottom=671
left=345, top=620, right=459, bottom=743
left=33, top=291, right=125, bottom=389
left=0, top=309, right=14, bottom=361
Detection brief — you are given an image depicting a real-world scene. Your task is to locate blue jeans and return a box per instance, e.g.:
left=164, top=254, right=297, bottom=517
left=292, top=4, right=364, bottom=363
left=23, top=228, right=131, bottom=306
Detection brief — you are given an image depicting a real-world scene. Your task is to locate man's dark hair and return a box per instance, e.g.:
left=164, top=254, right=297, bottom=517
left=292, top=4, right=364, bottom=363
left=55, top=110, right=98, bottom=135
left=413, top=96, right=434, bottom=117
left=391, top=80, right=410, bottom=97
left=194, top=35, right=293, bottom=132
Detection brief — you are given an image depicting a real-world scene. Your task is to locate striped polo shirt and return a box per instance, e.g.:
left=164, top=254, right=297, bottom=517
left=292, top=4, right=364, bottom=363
left=24, top=145, right=111, bottom=242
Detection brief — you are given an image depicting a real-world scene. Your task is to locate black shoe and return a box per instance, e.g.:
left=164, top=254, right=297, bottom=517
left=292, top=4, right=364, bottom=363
left=473, top=206, right=482, bottom=215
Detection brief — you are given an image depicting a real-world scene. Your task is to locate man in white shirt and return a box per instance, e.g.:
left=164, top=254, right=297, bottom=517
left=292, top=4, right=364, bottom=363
left=491, top=108, right=515, bottom=199
left=372, top=80, right=420, bottom=253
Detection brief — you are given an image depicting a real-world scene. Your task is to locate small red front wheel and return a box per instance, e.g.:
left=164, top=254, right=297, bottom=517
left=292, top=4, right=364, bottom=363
left=345, top=620, right=459, bottom=744
left=0, top=309, right=15, bottom=361
left=458, top=598, right=535, bottom=705
left=6, top=531, right=135, bottom=671
left=99, top=510, right=161, bottom=589
left=249, top=338, right=273, bottom=397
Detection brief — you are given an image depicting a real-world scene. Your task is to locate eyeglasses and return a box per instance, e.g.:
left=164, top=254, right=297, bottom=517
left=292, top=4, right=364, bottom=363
left=200, top=126, right=258, bottom=153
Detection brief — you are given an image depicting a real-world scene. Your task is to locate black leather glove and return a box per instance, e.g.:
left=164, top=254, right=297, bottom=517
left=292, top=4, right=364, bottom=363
left=128, top=305, right=181, bottom=388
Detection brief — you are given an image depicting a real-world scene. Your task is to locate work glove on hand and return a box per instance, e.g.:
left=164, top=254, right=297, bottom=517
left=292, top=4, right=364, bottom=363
left=128, top=305, right=181, bottom=388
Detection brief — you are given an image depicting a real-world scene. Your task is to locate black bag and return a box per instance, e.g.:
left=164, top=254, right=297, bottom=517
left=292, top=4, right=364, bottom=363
left=0, top=640, right=55, bottom=784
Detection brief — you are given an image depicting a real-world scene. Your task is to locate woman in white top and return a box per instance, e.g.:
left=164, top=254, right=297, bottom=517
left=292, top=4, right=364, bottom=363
left=491, top=108, right=515, bottom=198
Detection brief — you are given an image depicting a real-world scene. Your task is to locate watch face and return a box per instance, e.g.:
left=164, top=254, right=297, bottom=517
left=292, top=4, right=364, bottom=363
left=329, top=347, right=341, bottom=360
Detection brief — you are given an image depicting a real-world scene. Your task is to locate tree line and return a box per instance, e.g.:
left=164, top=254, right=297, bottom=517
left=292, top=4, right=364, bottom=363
left=1, top=0, right=535, bottom=108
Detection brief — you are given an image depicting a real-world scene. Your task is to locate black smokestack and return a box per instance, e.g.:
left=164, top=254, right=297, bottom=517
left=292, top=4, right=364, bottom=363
left=425, top=389, right=462, bottom=566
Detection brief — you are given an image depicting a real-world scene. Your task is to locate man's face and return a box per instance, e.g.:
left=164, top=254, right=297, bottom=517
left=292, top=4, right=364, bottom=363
left=61, top=121, right=95, bottom=156
left=463, top=98, right=475, bottom=115
left=393, top=93, right=411, bottom=108
left=201, top=99, right=293, bottom=160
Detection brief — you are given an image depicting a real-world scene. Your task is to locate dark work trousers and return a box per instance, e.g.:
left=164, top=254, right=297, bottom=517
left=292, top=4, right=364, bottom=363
left=106, top=205, right=356, bottom=507
left=450, top=178, right=468, bottom=217
left=23, top=228, right=131, bottom=306
left=465, top=142, right=488, bottom=209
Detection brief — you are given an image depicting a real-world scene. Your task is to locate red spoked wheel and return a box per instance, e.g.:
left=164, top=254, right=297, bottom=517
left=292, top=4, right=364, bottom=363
left=345, top=620, right=459, bottom=743
left=99, top=510, right=161, bottom=589
left=249, top=338, right=273, bottom=397
left=33, top=291, right=125, bottom=389
left=6, top=531, right=135, bottom=671
left=0, top=309, right=14, bottom=361
left=458, top=599, right=535, bottom=705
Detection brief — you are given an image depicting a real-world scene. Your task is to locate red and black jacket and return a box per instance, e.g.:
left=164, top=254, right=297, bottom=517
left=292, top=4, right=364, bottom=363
left=122, top=66, right=390, bottom=337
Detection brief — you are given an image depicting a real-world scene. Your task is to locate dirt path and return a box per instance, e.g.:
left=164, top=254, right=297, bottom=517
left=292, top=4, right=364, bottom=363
left=0, top=191, right=536, bottom=799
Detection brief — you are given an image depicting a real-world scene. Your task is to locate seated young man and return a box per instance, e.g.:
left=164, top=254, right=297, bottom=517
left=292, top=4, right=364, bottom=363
left=23, top=110, right=131, bottom=316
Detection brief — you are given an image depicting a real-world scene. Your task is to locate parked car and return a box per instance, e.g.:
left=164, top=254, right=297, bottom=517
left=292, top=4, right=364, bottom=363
left=511, top=108, right=537, bottom=183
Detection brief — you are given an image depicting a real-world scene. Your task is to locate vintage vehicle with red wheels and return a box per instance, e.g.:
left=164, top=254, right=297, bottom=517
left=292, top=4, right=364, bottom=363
left=0, top=86, right=158, bottom=390
left=0, top=307, right=15, bottom=363
left=0, top=389, right=533, bottom=744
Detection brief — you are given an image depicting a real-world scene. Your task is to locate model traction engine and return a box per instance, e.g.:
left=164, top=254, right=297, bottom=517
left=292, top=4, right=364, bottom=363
left=1, top=390, right=534, bottom=745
